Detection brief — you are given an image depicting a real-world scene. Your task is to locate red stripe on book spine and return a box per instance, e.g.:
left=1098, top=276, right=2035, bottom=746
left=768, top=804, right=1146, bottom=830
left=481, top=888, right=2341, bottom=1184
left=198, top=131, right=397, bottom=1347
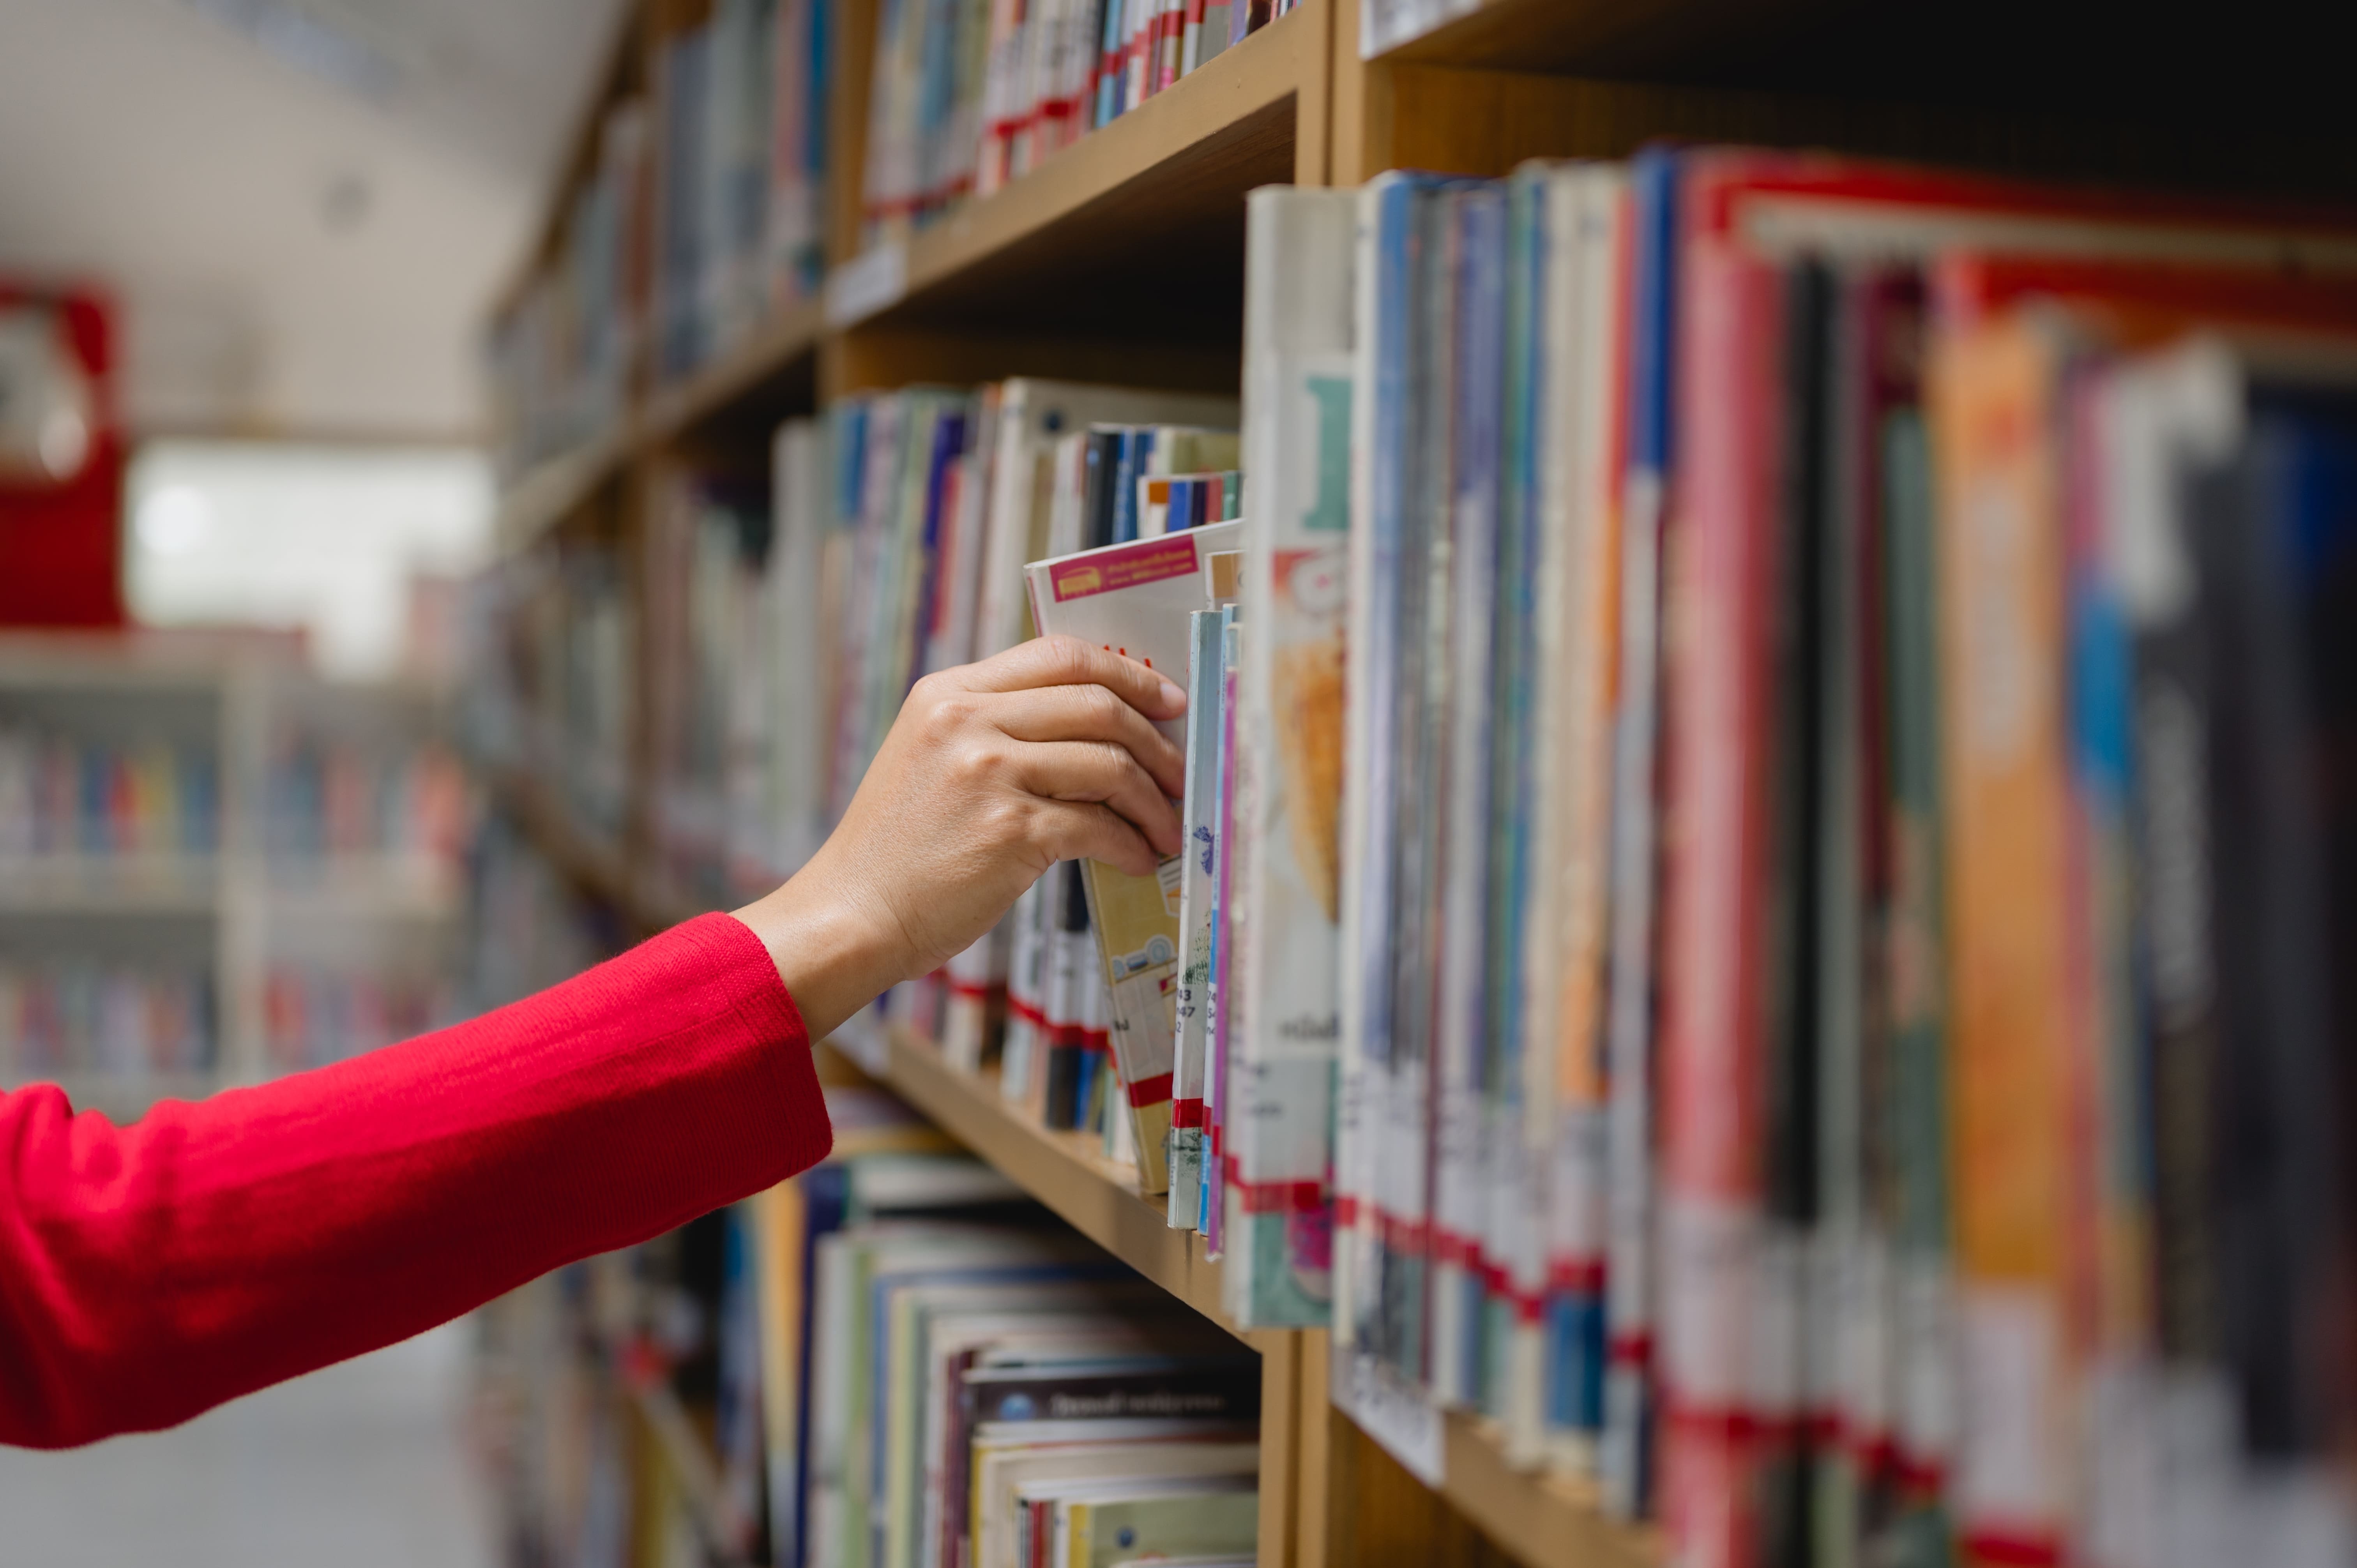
left=1125, top=1072, right=1174, bottom=1105
left=1230, top=1178, right=1326, bottom=1215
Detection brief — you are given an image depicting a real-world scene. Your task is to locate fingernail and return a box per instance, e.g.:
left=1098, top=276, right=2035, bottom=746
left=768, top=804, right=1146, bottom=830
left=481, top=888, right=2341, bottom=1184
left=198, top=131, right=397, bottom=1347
left=1159, top=679, right=1185, bottom=710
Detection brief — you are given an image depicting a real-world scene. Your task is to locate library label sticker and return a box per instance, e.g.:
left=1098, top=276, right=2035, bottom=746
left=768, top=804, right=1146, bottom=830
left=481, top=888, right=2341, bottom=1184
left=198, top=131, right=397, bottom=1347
left=1050, top=537, right=1200, bottom=601
left=826, top=242, right=907, bottom=327
left=1334, top=1345, right=1444, bottom=1487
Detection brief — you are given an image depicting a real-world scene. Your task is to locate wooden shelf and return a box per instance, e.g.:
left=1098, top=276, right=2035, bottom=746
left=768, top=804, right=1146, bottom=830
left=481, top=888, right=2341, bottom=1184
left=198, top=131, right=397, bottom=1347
left=845, top=1025, right=1243, bottom=1341
left=641, top=299, right=826, bottom=449
left=1363, top=0, right=1839, bottom=73
left=1438, top=1413, right=1655, bottom=1568
left=0, top=856, right=221, bottom=915
left=492, top=300, right=823, bottom=554
left=493, top=423, right=633, bottom=554
left=490, top=770, right=641, bottom=918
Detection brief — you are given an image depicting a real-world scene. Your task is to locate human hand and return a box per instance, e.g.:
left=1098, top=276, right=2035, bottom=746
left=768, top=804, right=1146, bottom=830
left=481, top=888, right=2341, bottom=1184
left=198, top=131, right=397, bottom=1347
left=731, top=636, right=1187, bottom=1040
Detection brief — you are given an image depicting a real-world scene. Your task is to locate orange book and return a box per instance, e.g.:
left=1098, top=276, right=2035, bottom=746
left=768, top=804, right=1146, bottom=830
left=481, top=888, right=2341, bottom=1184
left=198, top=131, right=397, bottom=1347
left=1929, top=311, right=2077, bottom=1567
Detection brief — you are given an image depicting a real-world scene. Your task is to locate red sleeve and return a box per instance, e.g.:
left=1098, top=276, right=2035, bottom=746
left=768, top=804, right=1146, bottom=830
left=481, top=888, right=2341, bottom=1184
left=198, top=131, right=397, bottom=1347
left=0, top=911, right=834, bottom=1449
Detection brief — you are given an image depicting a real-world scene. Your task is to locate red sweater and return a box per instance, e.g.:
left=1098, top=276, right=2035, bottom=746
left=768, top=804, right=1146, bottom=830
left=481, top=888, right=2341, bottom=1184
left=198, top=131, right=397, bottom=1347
left=0, top=913, right=833, bottom=1449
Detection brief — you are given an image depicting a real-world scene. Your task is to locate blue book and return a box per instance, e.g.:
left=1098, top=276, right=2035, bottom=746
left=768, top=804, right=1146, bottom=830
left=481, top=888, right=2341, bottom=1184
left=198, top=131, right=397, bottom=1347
left=1111, top=427, right=1145, bottom=543
left=1597, top=143, right=1680, bottom=1521
left=1432, top=180, right=1507, bottom=1408
left=1497, top=163, right=1555, bottom=1430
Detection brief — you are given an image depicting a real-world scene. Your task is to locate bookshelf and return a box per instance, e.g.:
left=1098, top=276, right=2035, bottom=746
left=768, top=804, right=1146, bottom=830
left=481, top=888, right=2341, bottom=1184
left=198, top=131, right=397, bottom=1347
left=0, top=634, right=471, bottom=1107
left=478, top=0, right=2357, bottom=1562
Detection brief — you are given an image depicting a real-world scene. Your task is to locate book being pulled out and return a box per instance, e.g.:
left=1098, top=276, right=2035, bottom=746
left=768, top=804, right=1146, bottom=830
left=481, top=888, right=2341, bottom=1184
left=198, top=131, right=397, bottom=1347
left=1023, top=519, right=1244, bottom=1195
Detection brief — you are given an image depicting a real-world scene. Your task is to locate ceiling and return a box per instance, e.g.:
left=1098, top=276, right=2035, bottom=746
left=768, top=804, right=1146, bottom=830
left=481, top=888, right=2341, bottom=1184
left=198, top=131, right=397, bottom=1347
left=0, top=0, right=628, bottom=441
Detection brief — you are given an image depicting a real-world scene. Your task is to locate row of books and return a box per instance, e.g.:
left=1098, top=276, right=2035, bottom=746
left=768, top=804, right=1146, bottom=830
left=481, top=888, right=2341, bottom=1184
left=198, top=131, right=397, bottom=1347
left=0, top=957, right=216, bottom=1079
left=751, top=1109, right=1263, bottom=1568
left=489, top=0, right=830, bottom=478
left=737, top=156, right=2357, bottom=1565
left=461, top=814, right=623, bottom=1017
left=489, top=95, right=648, bottom=479
left=1318, top=152, right=2357, bottom=1567
left=261, top=740, right=472, bottom=865
left=862, top=0, right=1297, bottom=247
left=0, top=725, right=219, bottom=860
left=461, top=544, right=634, bottom=841
left=633, top=380, right=1243, bottom=917
left=645, top=473, right=779, bottom=904
left=655, top=0, right=830, bottom=380
left=260, top=966, right=449, bottom=1074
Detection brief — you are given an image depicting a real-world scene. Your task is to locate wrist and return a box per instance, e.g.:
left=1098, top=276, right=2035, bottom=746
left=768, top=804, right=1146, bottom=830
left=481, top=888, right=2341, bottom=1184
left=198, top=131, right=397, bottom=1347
left=730, top=861, right=911, bottom=1042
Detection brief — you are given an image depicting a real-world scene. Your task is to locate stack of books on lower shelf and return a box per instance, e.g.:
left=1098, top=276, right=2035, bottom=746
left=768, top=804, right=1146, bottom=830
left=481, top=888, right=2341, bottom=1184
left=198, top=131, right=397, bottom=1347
left=761, top=1139, right=1264, bottom=1568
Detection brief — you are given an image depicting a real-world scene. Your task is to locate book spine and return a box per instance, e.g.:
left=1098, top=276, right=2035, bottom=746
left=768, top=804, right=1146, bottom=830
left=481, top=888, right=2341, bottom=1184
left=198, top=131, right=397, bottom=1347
left=1598, top=152, right=1664, bottom=1520
left=1044, top=860, right=1094, bottom=1128
left=1653, top=159, right=1784, bottom=1568
left=1203, top=604, right=1242, bottom=1254
left=1876, top=381, right=1955, bottom=1561
left=1170, top=607, right=1226, bottom=1229
left=1532, top=163, right=1622, bottom=1476
left=1929, top=313, right=2073, bottom=1568
left=1231, top=185, right=1356, bottom=1326
left=1432, top=182, right=1506, bottom=1407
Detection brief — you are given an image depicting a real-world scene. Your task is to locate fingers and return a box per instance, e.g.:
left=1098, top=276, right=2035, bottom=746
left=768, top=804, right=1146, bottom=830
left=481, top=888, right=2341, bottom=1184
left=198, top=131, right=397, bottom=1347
left=1013, top=740, right=1183, bottom=858
left=988, top=685, right=1186, bottom=800
left=1026, top=800, right=1160, bottom=878
left=959, top=636, right=1187, bottom=722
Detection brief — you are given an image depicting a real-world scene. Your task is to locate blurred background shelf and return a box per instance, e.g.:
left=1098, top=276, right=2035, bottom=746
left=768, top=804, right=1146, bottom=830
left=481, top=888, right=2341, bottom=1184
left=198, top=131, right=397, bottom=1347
left=0, top=856, right=223, bottom=915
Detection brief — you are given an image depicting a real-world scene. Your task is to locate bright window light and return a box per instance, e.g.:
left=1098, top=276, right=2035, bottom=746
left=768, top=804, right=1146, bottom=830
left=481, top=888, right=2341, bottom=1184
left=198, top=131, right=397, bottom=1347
left=125, top=441, right=493, bottom=681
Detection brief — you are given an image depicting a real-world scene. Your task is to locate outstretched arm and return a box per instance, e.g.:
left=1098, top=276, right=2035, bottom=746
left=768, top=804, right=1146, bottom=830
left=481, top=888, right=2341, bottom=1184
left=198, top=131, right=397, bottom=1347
left=0, top=638, right=1184, bottom=1449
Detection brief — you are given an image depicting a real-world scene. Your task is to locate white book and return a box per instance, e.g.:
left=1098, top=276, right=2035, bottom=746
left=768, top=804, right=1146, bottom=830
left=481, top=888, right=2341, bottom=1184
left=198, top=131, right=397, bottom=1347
left=1514, top=161, right=1627, bottom=1473
left=1002, top=872, right=1052, bottom=1104
left=1226, top=184, right=1357, bottom=1328
left=1166, top=609, right=1225, bottom=1229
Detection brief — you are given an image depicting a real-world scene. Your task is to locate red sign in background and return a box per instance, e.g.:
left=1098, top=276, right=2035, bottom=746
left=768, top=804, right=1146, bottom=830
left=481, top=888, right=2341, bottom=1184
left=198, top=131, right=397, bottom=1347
left=0, top=281, right=126, bottom=629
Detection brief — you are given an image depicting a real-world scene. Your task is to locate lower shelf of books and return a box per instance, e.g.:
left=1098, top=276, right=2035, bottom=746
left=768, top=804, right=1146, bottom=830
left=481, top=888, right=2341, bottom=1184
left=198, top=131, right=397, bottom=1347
left=829, top=1027, right=1658, bottom=1568
left=838, top=1026, right=1238, bottom=1339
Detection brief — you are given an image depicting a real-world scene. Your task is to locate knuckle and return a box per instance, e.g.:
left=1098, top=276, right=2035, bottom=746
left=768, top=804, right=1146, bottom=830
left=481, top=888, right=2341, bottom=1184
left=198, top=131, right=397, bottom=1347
left=951, top=738, right=1005, bottom=787
left=925, top=692, right=977, bottom=735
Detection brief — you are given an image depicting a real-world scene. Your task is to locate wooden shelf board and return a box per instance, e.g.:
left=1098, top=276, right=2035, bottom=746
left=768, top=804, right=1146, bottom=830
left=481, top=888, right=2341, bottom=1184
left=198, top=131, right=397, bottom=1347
left=625, top=1374, right=757, bottom=1568
left=641, top=298, right=826, bottom=449
left=1437, top=1411, right=1656, bottom=1568
left=0, top=856, right=221, bottom=915
left=493, top=424, right=634, bottom=554
left=1366, top=0, right=1837, bottom=73
left=492, top=771, right=641, bottom=917
left=848, top=1025, right=1243, bottom=1341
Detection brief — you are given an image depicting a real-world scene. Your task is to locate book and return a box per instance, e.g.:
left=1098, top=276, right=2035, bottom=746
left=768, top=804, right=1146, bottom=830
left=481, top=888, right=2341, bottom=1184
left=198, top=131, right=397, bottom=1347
left=1167, top=608, right=1225, bottom=1229
left=1023, top=519, right=1244, bottom=1190
left=1224, top=184, right=1355, bottom=1326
